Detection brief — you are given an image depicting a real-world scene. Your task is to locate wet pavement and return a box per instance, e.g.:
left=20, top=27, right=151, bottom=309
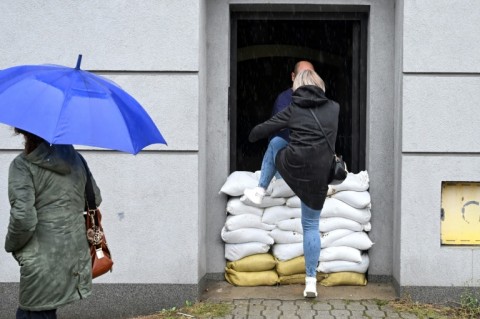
left=200, top=281, right=419, bottom=318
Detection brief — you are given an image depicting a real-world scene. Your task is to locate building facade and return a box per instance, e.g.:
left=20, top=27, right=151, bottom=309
left=0, top=0, right=478, bottom=318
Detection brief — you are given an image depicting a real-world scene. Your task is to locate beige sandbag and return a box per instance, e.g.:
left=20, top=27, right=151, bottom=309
left=224, top=268, right=278, bottom=286
left=278, top=272, right=328, bottom=285
left=226, top=253, right=276, bottom=272
left=278, top=273, right=305, bottom=285
left=320, top=272, right=367, bottom=287
left=276, top=256, right=305, bottom=276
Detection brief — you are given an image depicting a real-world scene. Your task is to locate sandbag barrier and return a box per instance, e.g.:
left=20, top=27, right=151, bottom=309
left=220, top=171, right=372, bottom=287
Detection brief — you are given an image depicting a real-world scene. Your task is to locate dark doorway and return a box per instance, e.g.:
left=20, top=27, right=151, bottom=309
left=230, top=11, right=367, bottom=173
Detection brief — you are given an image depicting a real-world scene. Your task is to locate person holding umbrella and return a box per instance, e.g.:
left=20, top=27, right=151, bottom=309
left=244, top=69, right=340, bottom=298
left=5, top=128, right=102, bottom=319
left=0, top=56, right=166, bottom=317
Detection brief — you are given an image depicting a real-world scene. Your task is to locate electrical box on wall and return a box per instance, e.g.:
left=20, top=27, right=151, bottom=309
left=441, top=182, right=480, bottom=245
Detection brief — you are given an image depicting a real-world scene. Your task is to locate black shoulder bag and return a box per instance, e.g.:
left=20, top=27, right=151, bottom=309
left=309, top=108, right=348, bottom=184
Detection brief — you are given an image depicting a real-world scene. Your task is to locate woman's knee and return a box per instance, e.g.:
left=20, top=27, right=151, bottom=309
left=302, top=218, right=319, bottom=232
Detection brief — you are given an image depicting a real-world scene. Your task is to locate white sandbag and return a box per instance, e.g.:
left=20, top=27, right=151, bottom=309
left=226, top=214, right=276, bottom=231
left=321, top=198, right=371, bottom=224
left=252, top=171, right=276, bottom=195
left=276, top=218, right=303, bottom=234
left=319, top=246, right=362, bottom=263
left=270, top=178, right=295, bottom=198
left=329, top=231, right=374, bottom=250
left=319, top=217, right=364, bottom=232
left=227, top=198, right=264, bottom=216
left=240, top=195, right=286, bottom=208
left=225, top=242, right=270, bottom=261
left=269, top=228, right=303, bottom=244
left=321, top=229, right=355, bottom=248
left=219, top=171, right=258, bottom=196
left=262, top=206, right=302, bottom=224
left=221, top=226, right=274, bottom=245
left=363, top=222, right=371, bottom=232
left=328, top=171, right=369, bottom=194
left=331, top=191, right=371, bottom=209
left=272, top=243, right=304, bottom=261
left=317, top=253, right=370, bottom=273
left=286, top=196, right=301, bottom=208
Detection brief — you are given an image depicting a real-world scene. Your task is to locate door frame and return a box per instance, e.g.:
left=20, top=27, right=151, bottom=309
left=229, top=8, right=368, bottom=173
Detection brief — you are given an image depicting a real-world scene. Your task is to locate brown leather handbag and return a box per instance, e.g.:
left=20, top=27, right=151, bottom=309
left=85, top=208, right=113, bottom=278
left=81, top=156, right=114, bottom=278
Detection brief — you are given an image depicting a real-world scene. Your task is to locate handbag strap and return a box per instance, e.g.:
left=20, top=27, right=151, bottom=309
left=79, top=155, right=97, bottom=211
left=308, top=108, right=335, bottom=155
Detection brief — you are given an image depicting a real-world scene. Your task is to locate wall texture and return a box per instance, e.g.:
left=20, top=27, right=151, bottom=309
left=396, top=0, right=480, bottom=302
left=3, top=0, right=477, bottom=313
left=0, top=0, right=205, bottom=317
left=0, top=1, right=199, bottom=71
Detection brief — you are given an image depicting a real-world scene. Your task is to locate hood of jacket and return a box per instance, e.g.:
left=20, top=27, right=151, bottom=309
left=23, top=142, right=76, bottom=175
left=292, top=85, right=329, bottom=108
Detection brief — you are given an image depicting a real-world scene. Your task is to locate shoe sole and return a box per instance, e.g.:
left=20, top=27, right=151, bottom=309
left=303, top=291, right=317, bottom=298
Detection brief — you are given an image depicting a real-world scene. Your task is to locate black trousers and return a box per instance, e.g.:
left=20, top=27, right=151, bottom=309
left=16, top=308, right=57, bottom=319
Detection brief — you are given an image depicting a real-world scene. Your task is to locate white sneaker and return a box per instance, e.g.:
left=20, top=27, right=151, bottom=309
left=303, top=276, right=318, bottom=298
left=243, top=187, right=266, bottom=205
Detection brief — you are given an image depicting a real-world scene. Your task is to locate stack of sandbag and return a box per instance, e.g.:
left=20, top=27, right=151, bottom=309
left=279, top=171, right=372, bottom=286
left=224, top=253, right=278, bottom=286
left=275, top=255, right=328, bottom=285
left=219, top=172, right=293, bottom=286
left=319, top=171, right=372, bottom=286
left=259, top=178, right=304, bottom=263
left=241, top=177, right=309, bottom=285
left=219, top=170, right=373, bottom=287
left=220, top=171, right=275, bottom=262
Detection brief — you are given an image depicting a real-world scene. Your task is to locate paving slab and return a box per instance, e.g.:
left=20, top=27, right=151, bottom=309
left=202, top=281, right=398, bottom=302
left=200, top=281, right=419, bottom=319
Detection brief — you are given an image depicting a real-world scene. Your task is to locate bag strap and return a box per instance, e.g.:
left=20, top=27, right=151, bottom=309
left=79, top=155, right=97, bottom=211
left=308, top=108, right=335, bottom=155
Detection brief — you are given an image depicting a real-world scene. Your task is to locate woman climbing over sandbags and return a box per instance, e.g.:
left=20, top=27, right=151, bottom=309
left=243, top=69, right=340, bottom=298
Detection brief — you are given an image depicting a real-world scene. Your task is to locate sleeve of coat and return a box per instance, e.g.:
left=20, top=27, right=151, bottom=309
left=5, top=158, right=37, bottom=253
left=249, top=105, right=292, bottom=142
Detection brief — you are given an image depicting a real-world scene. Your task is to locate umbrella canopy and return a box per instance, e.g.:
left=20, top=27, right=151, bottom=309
left=0, top=55, right=166, bottom=154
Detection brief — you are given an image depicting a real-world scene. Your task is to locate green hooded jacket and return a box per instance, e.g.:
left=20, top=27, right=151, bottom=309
left=5, top=142, right=101, bottom=311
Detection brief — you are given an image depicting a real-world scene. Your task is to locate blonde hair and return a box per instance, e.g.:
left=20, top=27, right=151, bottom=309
left=292, top=69, right=325, bottom=92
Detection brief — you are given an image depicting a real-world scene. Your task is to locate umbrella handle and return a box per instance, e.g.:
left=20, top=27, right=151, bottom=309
left=75, top=54, right=82, bottom=70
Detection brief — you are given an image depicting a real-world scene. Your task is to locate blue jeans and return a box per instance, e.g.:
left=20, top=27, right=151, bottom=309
left=259, top=137, right=320, bottom=276
left=258, top=137, right=288, bottom=189
left=301, top=202, right=321, bottom=277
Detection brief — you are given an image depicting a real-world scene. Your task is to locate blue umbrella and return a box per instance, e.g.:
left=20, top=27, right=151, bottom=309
left=0, top=55, right=166, bottom=154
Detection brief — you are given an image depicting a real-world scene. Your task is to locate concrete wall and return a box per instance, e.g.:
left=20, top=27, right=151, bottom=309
left=205, top=0, right=396, bottom=282
left=396, top=0, right=480, bottom=302
left=5, top=0, right=477, bottom=312
left=0, top=1, right=205, bottom=317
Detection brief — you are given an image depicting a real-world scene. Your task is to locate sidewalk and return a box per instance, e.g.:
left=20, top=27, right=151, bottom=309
left=200, top=281, right=419, bottom=318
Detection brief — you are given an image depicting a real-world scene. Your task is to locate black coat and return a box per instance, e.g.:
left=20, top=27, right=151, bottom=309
left=249, top=85, right=339, bottom=210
